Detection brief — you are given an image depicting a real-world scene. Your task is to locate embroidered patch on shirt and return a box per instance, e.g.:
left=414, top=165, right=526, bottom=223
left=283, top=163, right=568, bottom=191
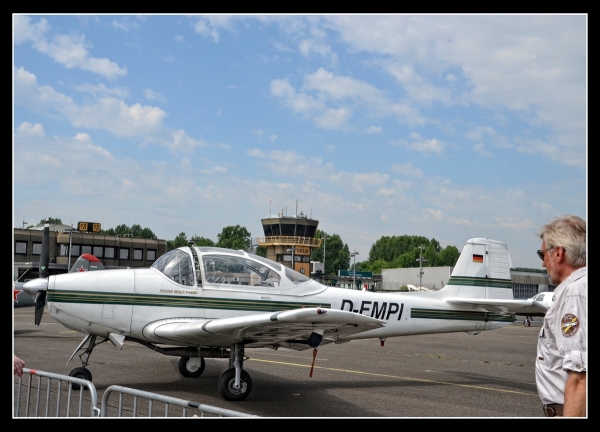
left=561, top=314, right=580, bottom=337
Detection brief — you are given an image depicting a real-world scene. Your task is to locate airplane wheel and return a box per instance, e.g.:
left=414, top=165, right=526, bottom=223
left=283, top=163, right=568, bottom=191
left=69, top=367, right=92, bottom=390
left=218, top=368, right=252, bottom=401
left=178, top=356, right=205, bottom=378
left=524, top=320, right=531, bottom=327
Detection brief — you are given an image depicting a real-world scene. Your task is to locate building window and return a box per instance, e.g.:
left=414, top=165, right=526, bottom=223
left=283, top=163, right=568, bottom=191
left=93, top=246, right=103, bottom=258
left=82, top=245, right=92, bottom=255
left=119, top=248, right=130, bottom=260
left=133, top=248, right=143, bottom=261
left=104, top=247, right=115, bottom=259
left=147, top=249, right=156, bottom=261
left=32, top=242, right=42, bottom=255
left=59, top=244, right=69, bottom=256
left=70, top=245, right=81, bottom=257
left=15, top=241, right=27, bottom=254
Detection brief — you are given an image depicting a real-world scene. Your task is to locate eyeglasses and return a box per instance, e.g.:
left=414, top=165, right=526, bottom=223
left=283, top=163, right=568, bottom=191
left=536, top=247, right=555, bottom=261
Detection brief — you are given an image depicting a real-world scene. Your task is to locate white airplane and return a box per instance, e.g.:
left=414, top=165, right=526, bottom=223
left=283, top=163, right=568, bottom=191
left=520, top=291, right=554, bottom=326
left=22, top=226, right=540, bottom=401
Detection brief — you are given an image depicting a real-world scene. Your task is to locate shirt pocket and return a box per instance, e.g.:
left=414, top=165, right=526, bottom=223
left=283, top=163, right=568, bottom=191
left=537, top=331, right=561, bottom=369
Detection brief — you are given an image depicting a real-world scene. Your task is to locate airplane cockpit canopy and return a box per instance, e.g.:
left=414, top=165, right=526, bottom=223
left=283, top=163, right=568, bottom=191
left=151, top=249, right=195, bottom=286
left=195, top=247, right=311, bottom=288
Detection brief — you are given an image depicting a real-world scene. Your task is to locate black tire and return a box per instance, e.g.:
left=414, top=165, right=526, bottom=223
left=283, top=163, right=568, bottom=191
left=69, top=367, right=92, bottom=390
left=178, top=356, right=205, bottom=378
left=524, top=320, right=531, bottom=327
left=218, top=368, right=252, bottom=401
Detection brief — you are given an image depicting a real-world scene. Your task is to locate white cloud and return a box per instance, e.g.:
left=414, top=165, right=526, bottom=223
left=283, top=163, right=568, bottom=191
left=15, top=16, right=126, bottom=79
left=364, top=126, right=382, bottom=134
left=271, top=68, right=425, bottom=130
left=16, top=122, right=45, bottom=136
left=193, top=16, right=237, bottom=43
left=391, top=135, right=446, bottom=156
left=250, top=129, right=264, bottom=139
left=391, top=162, right=424, bottom=178
left=144, top=88, right=168, bottom=103
left=111, top=17, right=141, bottom=32
left=73, top=83, right=130, bottom=99
left=270, top=134, right=278, bottom=142
left=473, top=143, right=493, bottom=158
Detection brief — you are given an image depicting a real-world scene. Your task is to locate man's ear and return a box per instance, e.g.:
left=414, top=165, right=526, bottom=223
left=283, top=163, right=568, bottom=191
left=555, top=246, right=567, bottom=264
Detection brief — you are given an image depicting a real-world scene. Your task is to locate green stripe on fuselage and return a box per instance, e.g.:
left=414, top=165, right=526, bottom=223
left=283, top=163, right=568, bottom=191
left=47, top=290, right=330, bottom=312
left=447, top=276, right=512, bottom=289
left=411, top=308, right=516, bottom=322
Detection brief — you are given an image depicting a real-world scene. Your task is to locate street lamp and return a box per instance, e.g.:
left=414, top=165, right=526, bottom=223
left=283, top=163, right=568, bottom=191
left=350, top=250, right=359, bottom=289
left=322, top=234, right=328, bottom=277
left=22, top=220, right=28, bottom=229
left=287, top=246, right=296, bottom=271
left=416, top=245, right=427, bottom=291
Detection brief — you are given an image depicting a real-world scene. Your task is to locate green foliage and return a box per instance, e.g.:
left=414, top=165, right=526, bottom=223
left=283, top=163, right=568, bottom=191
left=360, top=235, right=460, bottom=272
left=38, top=217, right=62, bottom=225
left=216, top=225, right=252, bottom=251
left=255, top=245, right=267, bottom=257
left=511, top=267, right=547, bottom=274
left=168, top=232, right=189, bottom=251
left=310, top=230, right=351, bottom=275
left=191, top=236, right=215, bottom=246
left=101, top=223, right=157, bottom=239
left=399, top=285, right=409, bottom=292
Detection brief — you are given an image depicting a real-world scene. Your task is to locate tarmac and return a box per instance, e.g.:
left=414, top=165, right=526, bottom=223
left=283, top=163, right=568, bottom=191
left=13, top=305, right=545, bottom=418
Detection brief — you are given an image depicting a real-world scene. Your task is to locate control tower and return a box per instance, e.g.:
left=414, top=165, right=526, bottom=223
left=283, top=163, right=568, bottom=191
left=256, top=210, right=321, bottom=276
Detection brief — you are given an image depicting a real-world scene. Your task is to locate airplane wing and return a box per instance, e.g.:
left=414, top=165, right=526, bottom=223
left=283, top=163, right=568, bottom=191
left=143, top=307, right=385, bottom=350
left=445, top=297, right=549, bottom=315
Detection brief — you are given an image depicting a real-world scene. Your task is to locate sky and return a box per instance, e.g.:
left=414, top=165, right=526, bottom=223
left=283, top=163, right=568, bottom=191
left=13, top=14, right=587, bottom=270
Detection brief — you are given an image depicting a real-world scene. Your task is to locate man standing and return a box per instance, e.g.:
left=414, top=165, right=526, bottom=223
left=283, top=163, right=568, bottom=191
left=536, top=214, right=586, bottom=417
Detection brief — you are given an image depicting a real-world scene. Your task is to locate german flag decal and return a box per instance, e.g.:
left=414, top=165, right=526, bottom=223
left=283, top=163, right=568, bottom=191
left=473, top=254, right=484, bottom=263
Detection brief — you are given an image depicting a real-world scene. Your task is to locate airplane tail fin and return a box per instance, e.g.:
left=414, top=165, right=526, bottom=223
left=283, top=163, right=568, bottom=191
left=444, top=238, right=514, bottom=300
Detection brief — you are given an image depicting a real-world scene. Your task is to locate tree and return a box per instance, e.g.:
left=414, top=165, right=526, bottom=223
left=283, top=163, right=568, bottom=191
left=216, top=225, right=252, bottom=251
left=101, top=223, right=157, bottom=239
left=168, top=232, right=189, bottom=251
left=255, top=245, right=267, bottom=257
left=310, top=230, right=350, bottom=275
left=38, top=217, right=62, bottom=225
left=190, top=236, right=215, bottom=247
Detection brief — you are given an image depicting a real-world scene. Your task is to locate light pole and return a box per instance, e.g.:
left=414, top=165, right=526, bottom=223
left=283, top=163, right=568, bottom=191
left=350, top=250, right=359, bottom=289
left=22, top=220, right=28, bottom=229
left=322, top=234, right=328, bottom=277
left=416, top=245, right=427, bottom=291
left=287, top=246, right=296, bottom=271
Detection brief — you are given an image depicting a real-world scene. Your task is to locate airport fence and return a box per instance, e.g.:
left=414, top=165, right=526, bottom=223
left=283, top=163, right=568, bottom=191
left=14, top=368, right=257, bottom=418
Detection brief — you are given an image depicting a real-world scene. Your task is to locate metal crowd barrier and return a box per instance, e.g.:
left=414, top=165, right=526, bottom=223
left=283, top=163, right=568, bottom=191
left=100, top=385, right=257, bottom=417
left=14, top=368, right=257, bottom=418
left=14, top=368, right=100, bottom=417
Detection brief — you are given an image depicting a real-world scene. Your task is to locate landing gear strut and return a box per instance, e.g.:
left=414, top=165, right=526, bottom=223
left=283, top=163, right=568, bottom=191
left=67, top=334, right=106, bottom=389
left=218, top=343, right=252, bottom=401
left=523, top=316, right=533, bottom=327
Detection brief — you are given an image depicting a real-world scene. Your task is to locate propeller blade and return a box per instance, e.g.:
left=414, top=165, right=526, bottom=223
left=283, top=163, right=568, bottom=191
left=34, top=290, right=46, bottom=325
left=39, top=225, right=50, bottom=278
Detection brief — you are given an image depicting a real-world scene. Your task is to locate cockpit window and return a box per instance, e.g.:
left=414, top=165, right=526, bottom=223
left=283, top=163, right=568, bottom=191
left=203, top=254, right=281, bottom=287
left=152, top=249, right=195, bottom=286
left=536, top=293, right=545, bottom=301
left=284, top=267, right=310, bottom=285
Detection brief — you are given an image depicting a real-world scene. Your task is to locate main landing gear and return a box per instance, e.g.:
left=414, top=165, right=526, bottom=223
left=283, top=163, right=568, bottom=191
left=523, top=316, right=533, bottom=327
left=218, top=343, right=252, bottom=401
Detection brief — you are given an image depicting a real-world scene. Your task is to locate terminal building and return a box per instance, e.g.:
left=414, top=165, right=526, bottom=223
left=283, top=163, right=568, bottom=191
left=13, top=222, right=167, bottom=280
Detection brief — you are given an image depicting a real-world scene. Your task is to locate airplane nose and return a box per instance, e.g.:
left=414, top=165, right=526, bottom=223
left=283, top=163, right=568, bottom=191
left=22, top=278, right=49, bottom=297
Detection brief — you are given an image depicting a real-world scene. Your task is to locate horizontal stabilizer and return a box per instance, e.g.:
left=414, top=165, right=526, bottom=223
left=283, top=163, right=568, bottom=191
left=446, top=297, right=549, bottom=315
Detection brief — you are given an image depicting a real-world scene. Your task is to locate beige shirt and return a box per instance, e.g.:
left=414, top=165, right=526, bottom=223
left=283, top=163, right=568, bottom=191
left=535, top=267, right=586, bottom=405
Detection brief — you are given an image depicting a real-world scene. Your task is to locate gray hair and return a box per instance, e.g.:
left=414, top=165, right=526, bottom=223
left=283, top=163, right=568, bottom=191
left=540, top=214, right=586, bottom=267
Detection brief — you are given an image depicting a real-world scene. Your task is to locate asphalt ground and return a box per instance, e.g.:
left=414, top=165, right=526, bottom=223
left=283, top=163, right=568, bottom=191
left=13, top=306, right=545, bottom=418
